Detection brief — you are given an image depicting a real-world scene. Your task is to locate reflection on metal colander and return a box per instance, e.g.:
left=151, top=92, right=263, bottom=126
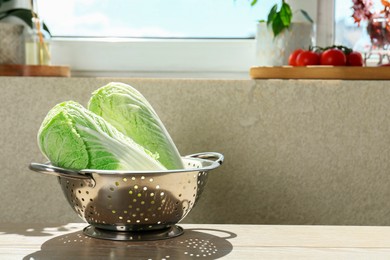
left=60, top=169, right=209, bottom=231
left=29, top=152, right=224, bottom=240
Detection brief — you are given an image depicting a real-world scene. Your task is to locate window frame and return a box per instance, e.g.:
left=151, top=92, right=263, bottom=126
left=51, top=38, right=257, bottom=77
left=16, top=0, right=336, bottom=77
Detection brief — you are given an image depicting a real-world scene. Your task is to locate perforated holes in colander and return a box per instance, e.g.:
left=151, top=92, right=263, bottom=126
left=96, top=175, right=174, bottom=229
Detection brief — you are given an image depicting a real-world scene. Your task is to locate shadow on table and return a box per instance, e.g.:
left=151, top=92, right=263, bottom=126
left=0, top=223, right=80, bottom=237
left=24, top=228, right=236, bottom=260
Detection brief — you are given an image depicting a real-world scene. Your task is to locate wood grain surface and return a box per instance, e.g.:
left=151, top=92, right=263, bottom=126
left=0, top=64, right=70, bottom=77
left=250, top=66, right=390, bottom=80
left=2, top=223, right=390, bottom=259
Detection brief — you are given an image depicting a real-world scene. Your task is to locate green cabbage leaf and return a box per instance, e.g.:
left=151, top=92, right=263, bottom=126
left=88, top=82, right=183, bottom=170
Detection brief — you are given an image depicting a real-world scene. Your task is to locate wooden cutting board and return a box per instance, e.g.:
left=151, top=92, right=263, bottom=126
left=250, top=66, right=390, bottom=80
left=0, top=64, right=70, bottom=77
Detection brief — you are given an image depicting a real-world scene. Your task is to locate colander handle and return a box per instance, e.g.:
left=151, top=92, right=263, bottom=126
left=185, top=152, right=224, bottom=166
left=29, top=162, right=93, bottom=181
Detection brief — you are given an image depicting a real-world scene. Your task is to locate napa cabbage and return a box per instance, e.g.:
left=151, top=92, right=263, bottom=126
left=37, top=101, right=166, bottom=171
left=88, top=82, right=183, bottom=170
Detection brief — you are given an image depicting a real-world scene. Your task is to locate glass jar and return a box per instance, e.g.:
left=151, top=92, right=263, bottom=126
left=25, top=18, right=51, bottom=65
left=366, top=17, right=390, bottom=49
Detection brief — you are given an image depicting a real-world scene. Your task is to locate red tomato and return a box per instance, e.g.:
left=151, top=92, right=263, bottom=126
left=320, top=49, right=347, bottom=66
left=288, top=49, right=304, bottom=66
left=347, top=51, right=363, bottom=66
left=296, top=51, right=320, bottom=66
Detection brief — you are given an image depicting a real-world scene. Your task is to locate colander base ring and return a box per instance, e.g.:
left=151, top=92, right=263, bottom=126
left=83, top=225, right=184, bottom=241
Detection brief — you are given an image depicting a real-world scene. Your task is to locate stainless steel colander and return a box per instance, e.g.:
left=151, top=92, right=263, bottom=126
left=29, top=152, right=223, bottom=241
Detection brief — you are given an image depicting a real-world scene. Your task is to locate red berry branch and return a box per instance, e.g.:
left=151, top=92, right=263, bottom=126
left=352, top=0, right=374, bottom=25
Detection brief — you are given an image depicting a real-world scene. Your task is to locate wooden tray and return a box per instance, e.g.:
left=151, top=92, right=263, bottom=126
left=250, top=66, right=390, bottom=80
left=0, top=64, right=70, bottom=77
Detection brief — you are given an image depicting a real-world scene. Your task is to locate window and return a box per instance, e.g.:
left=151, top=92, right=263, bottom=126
left=38, top=0, right=279, bottom=39
left=8, top=0, right=321, bottom=77
left=35, top=0, right=294, bottom=77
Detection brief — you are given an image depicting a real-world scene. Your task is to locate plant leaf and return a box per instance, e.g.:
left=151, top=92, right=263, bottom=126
left=279, top=2, right=292, bottom=26
left=0, top=0, right=12, bottom=8
left=272, top=14, right=287, bottom=38
left=1, top=9, right=34, bottom=27
left=299, top=9, right=314, bottom=23
left=250, top=0, right=258, bottom=6
left=267, top=4, right=278, bottom=26
left=0, top=8, right=51, bottom=35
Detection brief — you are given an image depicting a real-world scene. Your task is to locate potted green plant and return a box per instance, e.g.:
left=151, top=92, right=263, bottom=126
left=250, top=0, right=314, bottom=66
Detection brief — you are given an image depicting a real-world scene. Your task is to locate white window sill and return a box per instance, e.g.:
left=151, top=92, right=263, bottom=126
left=50, top=38, right=256, bottom=78
left=70, top=70, right=251, bottom=79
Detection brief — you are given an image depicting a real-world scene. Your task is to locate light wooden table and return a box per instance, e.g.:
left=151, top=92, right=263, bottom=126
left=2, top=223, right=390, bottom=259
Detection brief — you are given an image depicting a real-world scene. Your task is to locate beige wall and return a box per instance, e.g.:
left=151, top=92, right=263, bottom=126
left=1, top=77, right=390, bottom=225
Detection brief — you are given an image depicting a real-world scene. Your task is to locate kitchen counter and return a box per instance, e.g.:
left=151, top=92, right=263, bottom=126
left=2, top=223, right=390, bottom=259
left=2, top=77, right=390, bottom=226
